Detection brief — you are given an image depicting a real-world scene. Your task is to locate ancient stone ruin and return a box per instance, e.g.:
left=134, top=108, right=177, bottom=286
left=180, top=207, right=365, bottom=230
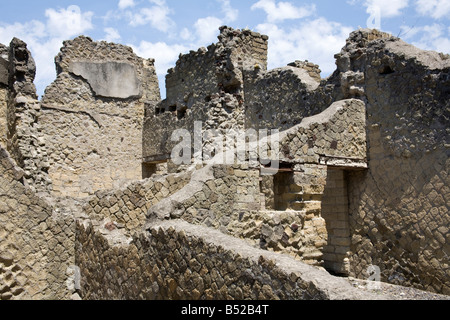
left=0, top=26, right=448, bottom=300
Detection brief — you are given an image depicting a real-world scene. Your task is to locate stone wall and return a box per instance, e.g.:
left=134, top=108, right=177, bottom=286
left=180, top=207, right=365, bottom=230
left=250, top=165, right=329, bottom=266
left=164, top=26, right=268, bottom=109
left=148, top=164, right=329, bottom=267
left=38, top=36, right=161, bottom=198
left=244, top=65, right=324, bottom=132
left=333, top=29, right=449, bottom=294
left=83, top=171, right=191, bottom=233
left=75, top=219, right=386, bottom=300
left=277, top=99, right=367, bottom=165
left=0, top=147, right=74, bottom=300
left=149, top=164, right=259, bottom=230
left=2, top=38, right=52, bottom=195
left=0, top=87, right=7, bottom=149
left=143, top=26, right=268, bottom=162
left=1, top=27, right=449, bottom=300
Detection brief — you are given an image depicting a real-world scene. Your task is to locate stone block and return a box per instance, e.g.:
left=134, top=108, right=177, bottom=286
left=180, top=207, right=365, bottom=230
left=330, top=236, right=351, bottom=247
left=0, top=57, right=8, bottom=86
left=69, top=61, right=141, bottom=99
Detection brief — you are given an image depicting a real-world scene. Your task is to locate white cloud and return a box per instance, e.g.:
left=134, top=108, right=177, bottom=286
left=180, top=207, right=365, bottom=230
left=132, top=41, right=188, bottom=77
left=0, top=5, right=94, bottom=98
left=149, top=0, right=166, bottom=5
left=180, top=28, right=192, bottom=41
left=131, top=41, right=189, bottom=98
left=401, top=24, right=450, bottom=53
left=251, top=0, right=316, bottom=23
left=0, top=23, right=64, bottom=96
left=104, top=28, right=121, bottom=42
left=364, top=0, right=409, bottom=18
left=255, top=17, right=353, bottom=76
left=118, top=0, right=136, bottom=10
left=194, top=16, right=223, bottom=45
left=0, top=20, right=47, bottom=43
left=128, top=0, right=175, bottom=33
left=415, top=0, right=450, bottom=19
left=45, top=5, right=94, bottom=39
left=186, top=0, right=239, bottom=46
left=220, top=0, right=239, bottom=22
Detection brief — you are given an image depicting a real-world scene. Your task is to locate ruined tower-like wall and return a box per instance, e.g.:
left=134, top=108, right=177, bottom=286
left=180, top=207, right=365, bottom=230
left=334, top=30, right=449, bottom=294
left=165, top=26, right=268, bottom=108
left=40, top=36, right=160, bottom=198
left=1, top=38, right=52, bottom=195
left=0, top=39, right=77, bottom=300
left=143, top=27, right=268, bottom=164
left=244, top=62, right=331, bottom=132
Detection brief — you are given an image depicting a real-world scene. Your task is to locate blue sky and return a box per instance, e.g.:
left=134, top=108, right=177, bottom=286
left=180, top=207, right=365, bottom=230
left=0, top=0, right=449, bottom=98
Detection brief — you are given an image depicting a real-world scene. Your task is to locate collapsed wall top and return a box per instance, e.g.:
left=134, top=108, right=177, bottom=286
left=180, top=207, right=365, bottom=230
left=51, top=36, right=160, bottom=101
left=0, top=38, right=38, bottom=98
left=36, top=36, right=161, bottom=198
left=164, top=26, right=269, bottom=109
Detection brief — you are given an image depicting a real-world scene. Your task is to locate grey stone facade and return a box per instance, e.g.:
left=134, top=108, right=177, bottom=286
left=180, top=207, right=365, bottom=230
left=0, top=27, right=448, bottom=299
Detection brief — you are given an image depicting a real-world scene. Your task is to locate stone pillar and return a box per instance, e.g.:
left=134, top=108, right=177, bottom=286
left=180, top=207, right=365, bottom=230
left=291, top=164, right=328, bottom=265
left=257, top=164, right=328, bottom=266
left=321, top=168, right=351, bottom=275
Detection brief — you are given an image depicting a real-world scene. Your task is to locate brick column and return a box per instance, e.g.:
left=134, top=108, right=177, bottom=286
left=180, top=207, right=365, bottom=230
left=321, top=168, right=351, bottom=275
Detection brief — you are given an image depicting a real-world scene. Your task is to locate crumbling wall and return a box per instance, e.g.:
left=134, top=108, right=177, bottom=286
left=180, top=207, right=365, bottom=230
left=2, top=38, right=52, bottom=195
left=165, top=26, right=268, bottom=109
left=244, top=64, right=324, bottom=132
left=143, top=26, right=268, bottom=163
left=146, top=100, right=367, bottom=267
left=1, top=26, right=449, bottom=300
left=0, top=86, right=6, bottom=149
left=233, top=165, right=328, bottom=266
left=0, top=147, right=74, bottom=300
left=0, top=43, right=8, bottom=149
left=39, top=36, right=160, bottom=198
left=75, top=219, right=386, bottom=300
left=334, top=29, right=449, bottom=294
left=82, top=171, right=191, bottom=233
